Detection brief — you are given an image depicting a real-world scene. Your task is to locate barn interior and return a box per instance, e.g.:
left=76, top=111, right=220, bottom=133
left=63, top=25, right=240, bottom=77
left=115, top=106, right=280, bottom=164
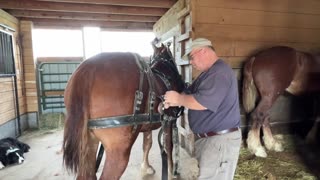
left=0, top=0, right=319, bottom=179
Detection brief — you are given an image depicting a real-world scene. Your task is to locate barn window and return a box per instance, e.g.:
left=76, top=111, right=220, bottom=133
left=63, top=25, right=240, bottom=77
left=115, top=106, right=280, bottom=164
left=0, top=30, right=14, bottom=76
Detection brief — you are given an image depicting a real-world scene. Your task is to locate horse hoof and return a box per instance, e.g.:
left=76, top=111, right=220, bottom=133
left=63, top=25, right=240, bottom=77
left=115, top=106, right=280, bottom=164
left=274, top=142, right=284, bottom=152
left=146, top=167, right=156, bottom=175
left=255, top=147, right=267, bottom=158
left=141, top=166, right=156, bottom=176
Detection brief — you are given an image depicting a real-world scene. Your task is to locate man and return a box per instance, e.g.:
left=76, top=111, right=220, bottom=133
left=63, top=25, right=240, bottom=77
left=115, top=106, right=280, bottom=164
left=163, top=38, right=242, bottom=180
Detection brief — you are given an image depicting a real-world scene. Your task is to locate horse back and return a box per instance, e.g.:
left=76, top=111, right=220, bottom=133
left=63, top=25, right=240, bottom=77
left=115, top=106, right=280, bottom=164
left=251, top=46, right=298, bottom=95
left=65, top=52, right=162, bottom=121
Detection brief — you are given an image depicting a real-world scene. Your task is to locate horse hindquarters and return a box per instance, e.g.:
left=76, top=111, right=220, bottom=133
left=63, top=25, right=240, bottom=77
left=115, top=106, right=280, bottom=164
left=242, top=57, right=266, bottom=157
left=242, top=57, right=258, bottom=113
left=63, top=65, right=98, bottom=179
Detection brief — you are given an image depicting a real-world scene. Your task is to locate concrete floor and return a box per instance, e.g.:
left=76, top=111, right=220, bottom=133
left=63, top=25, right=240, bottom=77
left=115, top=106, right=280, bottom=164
left=0, top=129, right=198, bottom=180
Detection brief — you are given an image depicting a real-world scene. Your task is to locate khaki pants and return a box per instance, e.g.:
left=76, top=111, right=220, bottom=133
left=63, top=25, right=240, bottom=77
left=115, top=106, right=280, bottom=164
left=195, top=129, right=242, bottom=180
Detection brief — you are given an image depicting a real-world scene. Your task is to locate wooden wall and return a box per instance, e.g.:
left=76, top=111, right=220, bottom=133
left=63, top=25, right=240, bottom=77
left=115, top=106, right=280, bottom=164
left=0, top=10, right=26, bottom=125
left=193, top=0, right=320, bottom=70
left=20, top=20, right=38, bottom=113
left=154, top=0, right=320, bottom=156
left=0, top=10, right=38, bottom=128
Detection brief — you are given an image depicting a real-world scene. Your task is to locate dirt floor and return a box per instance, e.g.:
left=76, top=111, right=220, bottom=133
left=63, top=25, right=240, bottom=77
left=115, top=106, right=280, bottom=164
left=0, top=114, right=319, bottom=180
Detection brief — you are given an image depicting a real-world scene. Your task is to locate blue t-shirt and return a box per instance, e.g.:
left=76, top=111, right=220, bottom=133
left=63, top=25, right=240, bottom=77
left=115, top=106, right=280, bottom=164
left=187, top=59, right=240, bottom=134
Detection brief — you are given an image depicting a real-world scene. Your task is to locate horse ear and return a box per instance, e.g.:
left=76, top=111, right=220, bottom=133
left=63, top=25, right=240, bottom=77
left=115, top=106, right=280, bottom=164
left=166, top=42, right=171, bottom=48
left=151, top=37, right=160, bottom=51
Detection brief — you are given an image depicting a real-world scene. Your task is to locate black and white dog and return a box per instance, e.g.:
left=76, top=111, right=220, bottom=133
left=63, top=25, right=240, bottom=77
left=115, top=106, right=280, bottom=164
left=0, top=137, right=30, bottom=169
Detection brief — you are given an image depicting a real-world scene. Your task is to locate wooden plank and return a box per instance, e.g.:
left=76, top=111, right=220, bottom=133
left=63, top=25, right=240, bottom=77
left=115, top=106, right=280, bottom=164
left=26, top=96, right=38, bottom=104
left=198, top=0, right=320, bottom=15
left=22, top=57, right=35, bottom=66
left=9, top=10, right=160, bottom=22
left=25, top=81, right=37, bottom=89
left=37, top=57, right=83, bottom=62
left=23, top=48, right=34, bottom=58
left=30, top=18, right=154, bottom=30
left=0, top=109, right=15, bottom=125
left=0, top=101, right=15, bottom=114
left=153, top=0, right=185, bottom=37
left=233, top=41, right=320, bottom=57
left=24, top=64, right=36, bottom=72
left=196, top=24, right=320, bottom=44
left=0, top=9, right=19, bottom=24
left=0, top=91, right=15, bottom=103
left=176, top=31, right=191, bottom=42
left=196, top=7, right=320, bottom=29
left=0, top=80, right=14, bottom=91
left=221, top=56, right=247, bottom=69
left=0, top=0, right=167, bottom=16
left=36, top=0, right=175, bottom=8
left=25, top=91, right=37, bottom=97
left=24, top=72, right=36, bottom=82
left=177, top=7, right=190, bottom=19
left=27, top=103, right=38, bottom=112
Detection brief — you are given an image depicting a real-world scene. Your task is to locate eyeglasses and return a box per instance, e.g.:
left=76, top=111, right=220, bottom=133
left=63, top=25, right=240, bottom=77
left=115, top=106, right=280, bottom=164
left=188, top=50, right=201, bottom=60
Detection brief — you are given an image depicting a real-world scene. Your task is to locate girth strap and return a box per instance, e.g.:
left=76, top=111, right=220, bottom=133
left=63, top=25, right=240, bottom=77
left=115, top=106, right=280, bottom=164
left=88, top=113, right=161, bottom=129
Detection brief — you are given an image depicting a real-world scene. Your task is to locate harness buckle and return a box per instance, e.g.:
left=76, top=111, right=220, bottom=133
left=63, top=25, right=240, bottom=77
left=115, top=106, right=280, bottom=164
left=133, top=90, right=143, bottom=113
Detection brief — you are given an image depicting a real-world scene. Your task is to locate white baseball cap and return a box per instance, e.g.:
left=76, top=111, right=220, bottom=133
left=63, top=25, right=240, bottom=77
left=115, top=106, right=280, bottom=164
left=182, top=38, right=213, bottom=60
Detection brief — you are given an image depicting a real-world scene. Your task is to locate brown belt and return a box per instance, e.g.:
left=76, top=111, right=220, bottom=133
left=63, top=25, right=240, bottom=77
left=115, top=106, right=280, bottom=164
left=196, top=127, right=239, bottom=138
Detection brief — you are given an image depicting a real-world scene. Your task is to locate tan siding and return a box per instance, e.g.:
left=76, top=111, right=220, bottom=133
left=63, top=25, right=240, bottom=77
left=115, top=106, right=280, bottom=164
left=0, top=10, right=27, bottom=126
left=196, top=24, right=320, bottom=43
left=198, top=0, right=320, bottom=15
left=196, top=7, right=320, bottom=29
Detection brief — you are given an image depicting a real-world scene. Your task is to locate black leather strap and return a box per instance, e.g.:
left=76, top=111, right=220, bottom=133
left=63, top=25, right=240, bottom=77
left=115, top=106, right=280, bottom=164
left=88, top=113, right=162, bottom=129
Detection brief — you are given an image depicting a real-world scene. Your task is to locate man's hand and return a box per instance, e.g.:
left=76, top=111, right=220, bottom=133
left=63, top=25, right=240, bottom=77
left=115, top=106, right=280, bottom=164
left=163, top=91, right=182, bottom=109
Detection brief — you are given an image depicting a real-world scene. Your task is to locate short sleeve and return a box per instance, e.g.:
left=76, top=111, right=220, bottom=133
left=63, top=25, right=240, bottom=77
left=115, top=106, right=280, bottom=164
left=192, top=73, right=230, bottom=113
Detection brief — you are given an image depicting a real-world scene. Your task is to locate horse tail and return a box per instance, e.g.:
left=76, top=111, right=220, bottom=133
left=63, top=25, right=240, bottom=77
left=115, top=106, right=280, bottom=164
left=242, top=56, right=258, bottom=113
left=63, top=65, right=93, bottom=176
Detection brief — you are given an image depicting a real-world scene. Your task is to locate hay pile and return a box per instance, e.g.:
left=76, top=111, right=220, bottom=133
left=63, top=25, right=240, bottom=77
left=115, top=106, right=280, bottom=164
left=235, top=135, right=319, bottom=180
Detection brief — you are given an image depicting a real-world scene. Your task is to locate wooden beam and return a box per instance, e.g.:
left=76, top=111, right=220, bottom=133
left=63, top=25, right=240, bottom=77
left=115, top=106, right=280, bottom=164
left=35, top=0, right=176, bottom=8
left=0, top=0, right=167, bottom=16
left=9, top=10, right=160, bottom=22
left=26, top=18, right=154, bottom=30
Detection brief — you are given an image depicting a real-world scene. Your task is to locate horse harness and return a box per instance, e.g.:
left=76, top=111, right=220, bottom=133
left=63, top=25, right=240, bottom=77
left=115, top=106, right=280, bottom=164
left=88, top=53, right=177, bottom=130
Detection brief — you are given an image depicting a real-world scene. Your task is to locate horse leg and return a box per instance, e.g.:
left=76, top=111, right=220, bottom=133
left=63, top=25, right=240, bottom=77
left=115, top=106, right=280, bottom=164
left=95, top=129, right=139, bottom=180
left=77, top=131, right=99, bottom=180
left=306, top=117, right=319, bottom=144
left=247, top=98, right=273, bottom=157
left=247, top=114, right=266, bottom=157
left=141, top=131, right=156, bottom=176
left=262, top=116, right=284, bottom=152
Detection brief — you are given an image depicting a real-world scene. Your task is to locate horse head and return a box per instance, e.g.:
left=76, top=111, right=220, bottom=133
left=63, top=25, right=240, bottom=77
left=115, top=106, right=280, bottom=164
left=150, top=41, right=186, bottom=119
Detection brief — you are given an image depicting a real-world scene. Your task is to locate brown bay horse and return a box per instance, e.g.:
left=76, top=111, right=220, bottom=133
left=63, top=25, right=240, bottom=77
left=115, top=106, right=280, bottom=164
left=63, top=43, right=185, bottom=179
left=242, top=46, right=320, bottom=157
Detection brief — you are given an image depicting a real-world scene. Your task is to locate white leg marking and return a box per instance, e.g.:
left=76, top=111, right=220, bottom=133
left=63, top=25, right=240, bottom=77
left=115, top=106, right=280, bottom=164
left=247, top=131, right=267, bottom=157
left=0, top=161, right=4, bottom=169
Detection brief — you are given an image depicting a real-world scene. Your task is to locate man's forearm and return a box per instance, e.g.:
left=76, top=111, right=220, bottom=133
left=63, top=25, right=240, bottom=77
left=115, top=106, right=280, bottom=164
left=179, top=94, right=207, bottom=110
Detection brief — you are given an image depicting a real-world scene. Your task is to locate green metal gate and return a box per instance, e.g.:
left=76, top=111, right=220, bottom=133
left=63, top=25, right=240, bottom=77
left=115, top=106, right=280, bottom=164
left=37, top=62, right=80, bottom=114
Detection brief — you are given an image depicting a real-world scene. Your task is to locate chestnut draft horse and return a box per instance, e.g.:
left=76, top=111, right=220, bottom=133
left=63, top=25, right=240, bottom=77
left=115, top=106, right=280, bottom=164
left=243, top=46, right=320, bottom=157
left=63, top=43, right=185, bottom=180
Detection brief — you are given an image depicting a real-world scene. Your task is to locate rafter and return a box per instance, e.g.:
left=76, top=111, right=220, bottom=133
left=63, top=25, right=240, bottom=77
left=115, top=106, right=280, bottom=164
left=0, top=0, right=167, bottom=16
left=35, top=0, right=176, bottom=8
left=24, top=18, right=154, bottom=30
left=9, top=10, right=160, bottom=22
